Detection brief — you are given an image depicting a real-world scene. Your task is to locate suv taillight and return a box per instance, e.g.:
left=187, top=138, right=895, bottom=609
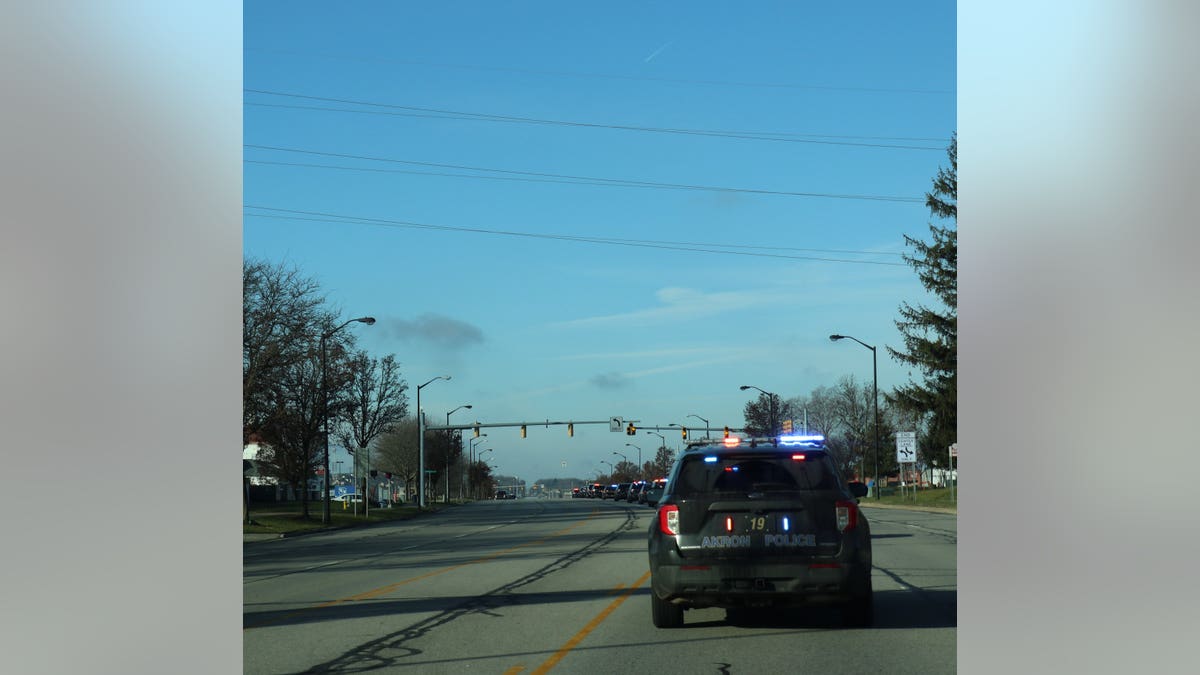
left=658, top=504, right=680, bottom=535
left=835, top=500, right=859, bottom=532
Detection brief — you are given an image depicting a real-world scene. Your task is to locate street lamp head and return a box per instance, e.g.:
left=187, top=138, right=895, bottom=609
left=739, top=385, right=752, bottom=391
left=829, top=334, right=844, bottom=341
left=355, top=316, right=376, bottom=325
left=464, top=404, right=473, bottom=410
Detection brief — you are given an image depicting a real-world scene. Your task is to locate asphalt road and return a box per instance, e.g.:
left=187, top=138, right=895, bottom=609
left=244, top=498, right=956, bottom=674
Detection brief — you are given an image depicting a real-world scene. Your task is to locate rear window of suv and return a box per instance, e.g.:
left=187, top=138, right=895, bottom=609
left=672, top=450, right=842, bottom=498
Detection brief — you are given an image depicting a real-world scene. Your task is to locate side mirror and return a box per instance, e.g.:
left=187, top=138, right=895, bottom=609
left=849, top=482, right=868, bottom=498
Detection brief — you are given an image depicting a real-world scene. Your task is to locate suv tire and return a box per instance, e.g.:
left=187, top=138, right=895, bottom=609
left=651, top=593, right=684, bottom=628
left=843, top=573, right=874, bottom=627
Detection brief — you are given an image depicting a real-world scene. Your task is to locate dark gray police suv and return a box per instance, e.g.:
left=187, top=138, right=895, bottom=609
left=647, top=436, right=872, bottom=628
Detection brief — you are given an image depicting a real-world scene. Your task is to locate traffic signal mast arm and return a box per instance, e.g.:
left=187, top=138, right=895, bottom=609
left=423, top=419, right=623, bottom=431
left=425, top=420, right=744, bottom=434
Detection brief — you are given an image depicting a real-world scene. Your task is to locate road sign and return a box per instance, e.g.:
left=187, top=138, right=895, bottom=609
left=609, top=417, right=623, bottom=432
left=782, top=419, right=793, bottom=433
left=896, top=431, right=917, bottom=463
left=949, top=442, right=958, bottom=458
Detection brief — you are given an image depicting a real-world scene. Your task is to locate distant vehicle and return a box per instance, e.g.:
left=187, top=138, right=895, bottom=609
left=572, top=487, right=583, bottom=498
left=640, top=478, right=667, bottom=506
left=626, top=481, right=645, bottom=503
left=647, top=435, right=873, bottom=628
left=495, top=490, right=508, bottom=500
left=590, top=483, right=604, bottom=498
left=615, top=483, right=631, bottom=501
left=602, top=484, right=617, bottom=500
left=333, top=494, right=382, bottom=507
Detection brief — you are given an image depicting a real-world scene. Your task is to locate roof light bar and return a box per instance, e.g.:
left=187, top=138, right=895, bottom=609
left=779, top=434, right=825, bottom=447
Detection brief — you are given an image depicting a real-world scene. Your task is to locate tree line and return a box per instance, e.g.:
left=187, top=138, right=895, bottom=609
left=243, top=259, right=495, bottom=515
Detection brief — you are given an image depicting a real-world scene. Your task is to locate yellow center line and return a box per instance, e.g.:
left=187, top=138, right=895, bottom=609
left=502, top=666, right=526, bottom=675
left=530, top=570, right=652, bottom=675
left=245, top=508, right=600, bottom=630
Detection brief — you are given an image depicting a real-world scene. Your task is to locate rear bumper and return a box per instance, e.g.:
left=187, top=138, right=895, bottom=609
left=649, top=542, right=870, bottom=608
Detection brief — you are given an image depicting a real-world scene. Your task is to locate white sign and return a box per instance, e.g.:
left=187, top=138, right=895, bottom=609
left=609, top=417, right=624, bottom=432
left=896, top=431, right=917, bottom=463
left=949, top=442, right=958, bottom=458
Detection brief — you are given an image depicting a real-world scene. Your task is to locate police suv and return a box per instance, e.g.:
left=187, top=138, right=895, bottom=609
left=647, top=435, right=873, bottom=628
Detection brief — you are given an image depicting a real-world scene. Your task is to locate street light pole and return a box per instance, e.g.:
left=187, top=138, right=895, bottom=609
left=831, top=334, right=880, bottom=500
left=416, top=375, right=451, bottom=509
left=321, top=316, right=375, bottom=525
left=739, top=385, right=778, bottom=437
left=446, top=404, right=472, bottom=503
left=686, top=414, right=710, bottom=438
left=624, top=443, right=642, bottom=471
left=469, top=435, right=488, bottom=499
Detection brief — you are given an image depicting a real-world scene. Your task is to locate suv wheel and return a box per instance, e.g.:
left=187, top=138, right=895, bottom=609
left=651, top=593, right=684, bottom=628
left=843, top=574, right=874, bottom=627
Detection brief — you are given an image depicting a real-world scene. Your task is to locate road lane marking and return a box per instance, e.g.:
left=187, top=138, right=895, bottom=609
left=530, top=570, right=651, bottom=675
left=244, top=508, right=600, bottom=630
left=502, top=666, right=526, bottom=675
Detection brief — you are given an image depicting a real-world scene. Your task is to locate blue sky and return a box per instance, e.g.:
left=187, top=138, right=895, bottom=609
left=244, top=1, right=956, bottom=484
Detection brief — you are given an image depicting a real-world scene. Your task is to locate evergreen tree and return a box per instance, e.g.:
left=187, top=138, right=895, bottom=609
left=887, top=135, right=957, bottom=465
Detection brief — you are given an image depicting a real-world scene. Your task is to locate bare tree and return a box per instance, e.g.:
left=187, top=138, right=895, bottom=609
left=742, top=392, right=794, bottom=436
left=335, top=352, right=408, bottom=449
left=243, top=258, right=328, bottom=445
left=375, top=418, right=420, bottom=500
left=649, top=445, right=675, bottom=479
left=255, top=351, right=325, bottom=518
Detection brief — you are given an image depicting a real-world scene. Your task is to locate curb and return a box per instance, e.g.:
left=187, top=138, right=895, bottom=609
left=242, top=505, right=454, bottom=544
left=859, top=502, right=957, bottom=515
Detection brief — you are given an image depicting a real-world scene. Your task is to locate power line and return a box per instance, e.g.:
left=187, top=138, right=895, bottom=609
left=245, top=48, right=956, bottom=96
left=242, top=205, right=909, bottom=267
left=244, top=102, right=946, bottom=144
left=243, top=90, right=945, bottom=151
left=243, top=145, right=924, bottom=203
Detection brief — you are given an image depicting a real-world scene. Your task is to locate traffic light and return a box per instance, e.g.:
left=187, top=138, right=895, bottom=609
left=680, top=427, right=688, bottom=440
left=521, top=425, right=527, bottom=438
left=567, top=423, right=574, bottom=437
left=473, top=425, right=480, bottom=438
left=723, top=426, right=731, bottom=439
left=626, top=423, right=636, bottom=435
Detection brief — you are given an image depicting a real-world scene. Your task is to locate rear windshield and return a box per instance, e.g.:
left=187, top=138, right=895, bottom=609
left=672, top=451, right=841, bottom=498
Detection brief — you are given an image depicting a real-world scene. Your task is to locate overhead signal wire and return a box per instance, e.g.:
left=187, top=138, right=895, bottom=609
left=242, top=206, right=908, bottom=267
left=243, top=90, right=945, bottom=151
left=245, top=103, right=945, bottom=144
left=244, top=145, right=924, bottom=203
left=246, top=49, right=956, bottom=96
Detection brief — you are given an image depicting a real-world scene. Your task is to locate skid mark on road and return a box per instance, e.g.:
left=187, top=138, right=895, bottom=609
left=300, top=507, right=642, bottom=673
left=244, top=507, right=601, bottom=630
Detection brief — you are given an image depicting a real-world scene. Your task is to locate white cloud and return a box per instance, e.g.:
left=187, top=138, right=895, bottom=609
left=553, top=286, right=788, bottom=328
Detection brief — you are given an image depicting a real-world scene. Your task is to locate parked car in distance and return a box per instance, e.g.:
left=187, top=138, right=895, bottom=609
left=495, top=490, right=508, bottom=500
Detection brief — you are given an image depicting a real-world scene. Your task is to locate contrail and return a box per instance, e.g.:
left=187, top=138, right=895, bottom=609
left=644, top=40, right=673, bottom=63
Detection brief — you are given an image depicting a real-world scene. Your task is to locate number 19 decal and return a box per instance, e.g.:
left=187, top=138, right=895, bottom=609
left=750, top=516, right=768, bottom=531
